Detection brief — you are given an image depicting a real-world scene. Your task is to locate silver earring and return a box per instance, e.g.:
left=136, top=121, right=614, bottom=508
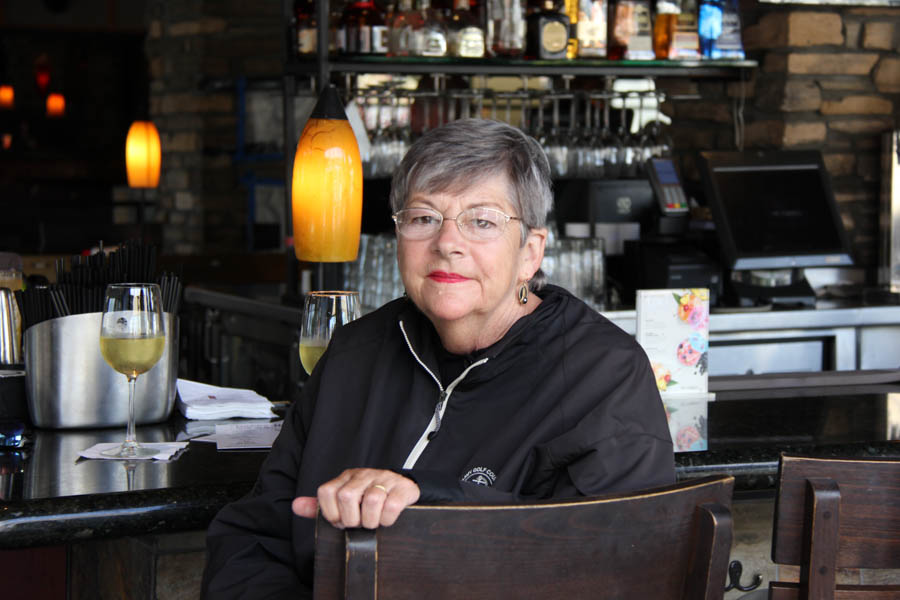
left=518, top=282, right=529, bottom=305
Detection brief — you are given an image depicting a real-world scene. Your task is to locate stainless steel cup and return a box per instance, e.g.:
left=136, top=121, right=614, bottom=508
left=24, top=312, right=178, bottom=429
left=0, top=289, right=21, bottom=365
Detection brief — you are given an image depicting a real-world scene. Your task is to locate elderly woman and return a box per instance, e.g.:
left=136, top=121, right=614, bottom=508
left=203, top=119, right=673, bottom=599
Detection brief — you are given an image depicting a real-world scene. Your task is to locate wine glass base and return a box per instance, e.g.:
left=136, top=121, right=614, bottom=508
left=100, top=443, right=159, bottom=459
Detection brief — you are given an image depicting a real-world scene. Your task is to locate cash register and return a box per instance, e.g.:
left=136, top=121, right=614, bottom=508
left=699, top=150, right=854, bottom=307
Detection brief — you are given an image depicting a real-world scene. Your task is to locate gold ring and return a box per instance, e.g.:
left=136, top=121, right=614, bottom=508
left=372, top=484, right=388, bottom=493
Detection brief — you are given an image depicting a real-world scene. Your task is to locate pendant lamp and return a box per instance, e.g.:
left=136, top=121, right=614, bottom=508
left=291, top=84, right=362, bottom=262
left=0, top=85, right=13, bottom=110
left=46, top=93, right=65, bottom=118
left=125, top=121, right=161, bottom=188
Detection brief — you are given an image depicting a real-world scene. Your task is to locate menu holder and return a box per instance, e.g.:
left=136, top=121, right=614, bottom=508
left=636, top=288, right=711, bottom=452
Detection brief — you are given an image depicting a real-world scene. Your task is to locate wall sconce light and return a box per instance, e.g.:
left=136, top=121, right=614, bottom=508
left=0, top=85, right=13, bottom=110
left=125, top=120, right=161, bottom=188
left=291, top=84, right=362, bottom=263
left=46, top=92, right=65, bottom=117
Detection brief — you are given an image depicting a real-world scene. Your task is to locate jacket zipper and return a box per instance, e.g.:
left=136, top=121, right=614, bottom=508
left=398, top=320, right=489, bottom=469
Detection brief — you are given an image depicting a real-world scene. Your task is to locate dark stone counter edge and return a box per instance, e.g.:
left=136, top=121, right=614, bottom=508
left=0, top=482, right=254, bottom=550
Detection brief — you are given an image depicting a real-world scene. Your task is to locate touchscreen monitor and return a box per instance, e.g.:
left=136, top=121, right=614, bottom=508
left=699, top=151, right=854, bottom=271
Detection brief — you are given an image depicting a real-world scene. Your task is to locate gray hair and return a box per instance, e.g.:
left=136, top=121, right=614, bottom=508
left=389, top=118, right=553, bottom=289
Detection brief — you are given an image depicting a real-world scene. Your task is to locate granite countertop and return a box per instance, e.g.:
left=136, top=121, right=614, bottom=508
left=2, top=382, right=898, bottom=549
left=675, top=382, right=900, bottom=493
left=0, top=418, right=268, bottom=550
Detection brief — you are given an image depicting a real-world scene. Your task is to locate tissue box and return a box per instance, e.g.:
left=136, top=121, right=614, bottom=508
left=24, top=312, right=178, bottom=429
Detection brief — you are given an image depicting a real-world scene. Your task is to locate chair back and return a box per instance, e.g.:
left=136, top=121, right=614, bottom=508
left=769, top=454, right=900, bottom=600
left=313, top=474, right=734, bottom=600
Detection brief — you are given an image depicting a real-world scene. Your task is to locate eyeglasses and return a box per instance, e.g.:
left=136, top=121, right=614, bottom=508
left=392, top=207, right=522, bottom=241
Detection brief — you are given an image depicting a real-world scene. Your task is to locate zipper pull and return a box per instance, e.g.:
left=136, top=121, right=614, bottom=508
left=427, top=391, right=447, bottom=441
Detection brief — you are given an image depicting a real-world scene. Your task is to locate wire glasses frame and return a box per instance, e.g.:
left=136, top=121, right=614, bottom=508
left=392, top=206, right=523, bottom=241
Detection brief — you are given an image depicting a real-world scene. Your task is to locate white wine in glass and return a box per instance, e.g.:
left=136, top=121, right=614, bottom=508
left=300, top=291, right=361, bottom=375
left=99, top=283, right=166, bottom=459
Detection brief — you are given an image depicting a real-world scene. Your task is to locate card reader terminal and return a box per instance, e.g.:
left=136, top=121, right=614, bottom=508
left=646, top=158, right=689, bottom=215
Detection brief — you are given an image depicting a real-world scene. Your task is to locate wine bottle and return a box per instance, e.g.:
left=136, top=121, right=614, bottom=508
left=487, top=0, right=526, bottom=56
left=576, top=0, right=607, bottom=57
left=652, top=0, right=679, bottom=59
left=526, top=0, right=570, bottom=59
left=448, top=0, right=486, bottom=57
left=294, top=0, right=317, bottom=56
left=341, top=0, right=389, bottom=54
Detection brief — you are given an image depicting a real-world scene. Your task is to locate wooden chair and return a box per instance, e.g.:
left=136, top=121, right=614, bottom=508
left=313, top=474, right=734, bottom=600
left=769, top=454, right=900, bottom=600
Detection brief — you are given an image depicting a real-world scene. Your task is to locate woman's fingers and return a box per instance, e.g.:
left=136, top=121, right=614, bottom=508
left=291, top=496, right=318, bottom=518
left=377, top=480, right=419, bottom=526
left=311, top=469, right=420, bottom=529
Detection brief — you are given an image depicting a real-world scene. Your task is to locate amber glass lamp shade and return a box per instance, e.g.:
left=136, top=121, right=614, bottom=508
left=125, top=121, right=161, bottom=188
left=46, top=93, right=65, bottom=117
left=291, top=85, right=362, bottom=262
left=0, top=86, right=13, bottom=109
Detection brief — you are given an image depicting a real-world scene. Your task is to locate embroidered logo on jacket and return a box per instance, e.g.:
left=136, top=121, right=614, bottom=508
left=462, top=467, right=497, bottom=486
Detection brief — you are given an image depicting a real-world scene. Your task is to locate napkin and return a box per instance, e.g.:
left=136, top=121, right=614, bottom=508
left=79, top=442, right=189, bottom=461
left=176, top=379, right=277, bottom=420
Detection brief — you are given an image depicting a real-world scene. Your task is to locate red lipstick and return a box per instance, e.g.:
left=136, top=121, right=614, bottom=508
left=428, top=271, right=470, bottom=283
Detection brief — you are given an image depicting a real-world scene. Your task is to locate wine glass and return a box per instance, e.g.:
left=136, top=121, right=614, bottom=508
left=98, top=283, right=166, bottom=459
left=300, top=291, right=361, bottom=375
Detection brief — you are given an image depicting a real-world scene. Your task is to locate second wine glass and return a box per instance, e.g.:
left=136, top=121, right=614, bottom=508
left=300, top=291, right=361, bottom=375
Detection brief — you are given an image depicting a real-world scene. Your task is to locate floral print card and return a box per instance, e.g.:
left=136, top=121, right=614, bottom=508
left=636, top=288, right=711, bottom=452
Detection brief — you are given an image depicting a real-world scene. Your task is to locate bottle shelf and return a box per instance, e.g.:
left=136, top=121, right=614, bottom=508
left=287, top=55, right=757, bottom=78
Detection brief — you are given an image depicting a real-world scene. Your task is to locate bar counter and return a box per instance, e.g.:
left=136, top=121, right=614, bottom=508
left=1, top=378, right=899, bottom=550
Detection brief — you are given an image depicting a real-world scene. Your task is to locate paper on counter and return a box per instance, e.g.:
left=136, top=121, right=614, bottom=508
left=191, top=421, right=283, bottom=450
left=79, top=442, right=189, bottom=461
left=177, top=378, right=277, bottom=420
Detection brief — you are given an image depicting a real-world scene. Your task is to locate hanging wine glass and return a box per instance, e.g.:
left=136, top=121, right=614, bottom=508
left=599, top=92, right=623, bottom=179
left=618, top=92, right=638, bottom=179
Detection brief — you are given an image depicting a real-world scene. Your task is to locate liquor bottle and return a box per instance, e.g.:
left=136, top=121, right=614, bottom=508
left=710, top=0, right=744, bottom=58
left=388, top=0, right=416, bottom=56
left=652, top=0, right=679, bottom=59
left=448, top=0, right=486, bottom=57
left=526, top=0, right=569, bottom=59
left=294, top=0, right=317, bottom=56
left=697, top=0, right=722, bottom=58
left=341, top=0, right=389, bottom=54
left=576, top=0, right=606, bottom=57
left=670, top=0, right=700, bottom=58
left=624, top=0, right=653, bottom=59
left=410, top=0, right=448, bottom=56
left=564, top=0, right=579, bottom=58
left=487, top=0, right=526, bottom=56
left=607, top=0, right=633, bottom=60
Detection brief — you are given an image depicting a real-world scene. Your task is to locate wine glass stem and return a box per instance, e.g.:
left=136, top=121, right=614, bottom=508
left=124, top=374, right=139, bottom=452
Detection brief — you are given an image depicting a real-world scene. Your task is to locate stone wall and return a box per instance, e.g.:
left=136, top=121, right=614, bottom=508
left=144, top=0, right=284, bottom=255
left=660, top=3, right=900, bottom=279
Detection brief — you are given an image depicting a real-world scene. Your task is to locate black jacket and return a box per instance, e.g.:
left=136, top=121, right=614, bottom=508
left=203, top=285, right=674, bottom=599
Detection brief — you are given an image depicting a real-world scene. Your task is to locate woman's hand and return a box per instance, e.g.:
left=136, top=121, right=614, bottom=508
left=292, top=468, right=420, bottom=529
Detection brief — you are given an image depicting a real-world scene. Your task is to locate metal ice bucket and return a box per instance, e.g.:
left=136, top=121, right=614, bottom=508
left=24, top=312, right=178, bottom=429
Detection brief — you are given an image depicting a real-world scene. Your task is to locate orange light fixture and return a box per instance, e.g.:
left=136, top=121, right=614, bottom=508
left=0, top=85, right=13, bottom=109
left=46, top=93, right=65, bottom=117
left=125, top=120, right=161, bottom=188
left=291, top=85, right=362, bottom=262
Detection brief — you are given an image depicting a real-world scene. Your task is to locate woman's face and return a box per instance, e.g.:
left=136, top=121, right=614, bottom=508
left=397, top=173, right=546, bottom=335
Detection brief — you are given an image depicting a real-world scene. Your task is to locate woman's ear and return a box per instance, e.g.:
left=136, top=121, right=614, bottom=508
left=520, top=227, right=547, bottom=280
